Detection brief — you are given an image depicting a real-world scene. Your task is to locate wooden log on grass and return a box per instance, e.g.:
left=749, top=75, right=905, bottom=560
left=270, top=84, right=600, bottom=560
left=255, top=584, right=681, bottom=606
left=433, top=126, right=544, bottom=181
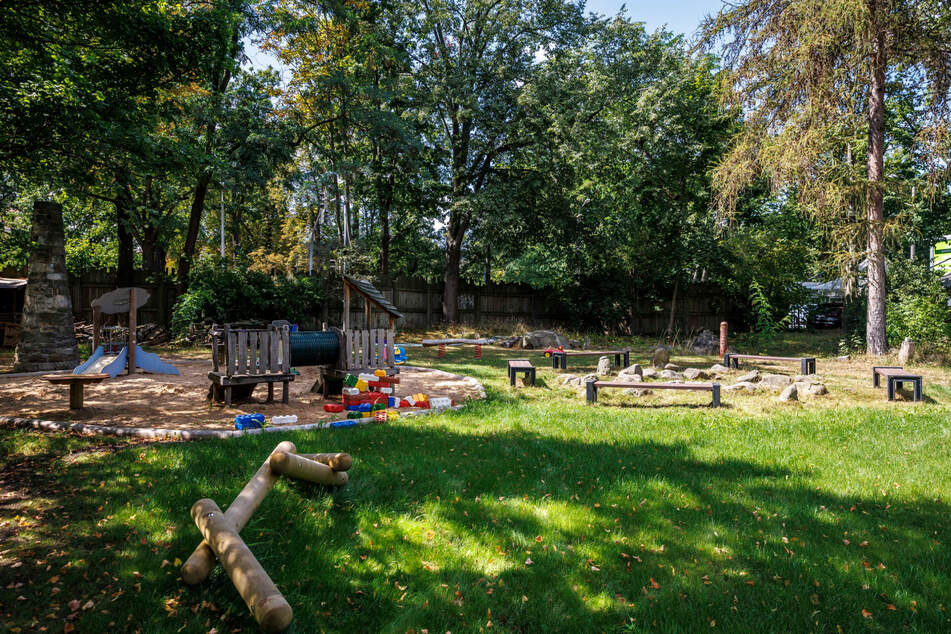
left=299, top=452, right=352, bottom=472
left=269, top=451, right=349, bottom=487
left=181, top=440, right=296, bottom=585
left=191, top=498, right=293, bottom=633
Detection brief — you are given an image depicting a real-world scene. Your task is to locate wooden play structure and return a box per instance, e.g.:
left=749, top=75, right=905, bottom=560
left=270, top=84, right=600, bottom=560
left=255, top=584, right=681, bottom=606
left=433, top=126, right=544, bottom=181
left=182, top=441, right=352, bottom=632
left=40, top=372, right=109, bottom=409
left=208, top=275, right=404, bottom=403
left=723, top=353, right=816, bottom=375
left=208, top=323, right=294, bottom=406
left=547, top=347, right=630, bottom=370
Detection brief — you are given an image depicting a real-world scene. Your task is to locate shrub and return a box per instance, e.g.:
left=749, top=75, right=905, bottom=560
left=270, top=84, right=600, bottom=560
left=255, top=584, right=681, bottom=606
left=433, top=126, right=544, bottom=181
left=171, top=261, right=325, bottom=334
left=885, top=259, right=951, bottom=349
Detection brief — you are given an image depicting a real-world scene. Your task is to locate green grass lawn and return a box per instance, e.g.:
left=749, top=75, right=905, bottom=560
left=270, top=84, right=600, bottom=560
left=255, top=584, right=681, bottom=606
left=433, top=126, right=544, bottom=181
left=2, top=337, right=951, bottom=632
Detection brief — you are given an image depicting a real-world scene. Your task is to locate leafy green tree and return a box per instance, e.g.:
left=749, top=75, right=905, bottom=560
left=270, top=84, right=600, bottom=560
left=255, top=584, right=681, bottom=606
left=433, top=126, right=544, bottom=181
left=700, top=0, right=951, bottom=354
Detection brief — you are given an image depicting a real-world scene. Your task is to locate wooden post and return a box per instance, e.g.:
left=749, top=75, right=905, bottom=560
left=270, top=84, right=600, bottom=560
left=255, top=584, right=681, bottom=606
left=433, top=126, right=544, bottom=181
left=364, top=296, right=371, bottom=330
left=719, top=321, right=728, bottom=357
left=269, top=451, right=348, bottom=487
left=69, top=382, right=83, bottom=409
left=342, top=281, right=350, bottom=331
left=181, top=441, right=297, bottom=585
left=191, top=499, right=293, bottom=633
left=92, top=304, right=102, bottom=351
left=127, top=287, right=136, bottom=375
left=299, top=452, right=352, bottom=471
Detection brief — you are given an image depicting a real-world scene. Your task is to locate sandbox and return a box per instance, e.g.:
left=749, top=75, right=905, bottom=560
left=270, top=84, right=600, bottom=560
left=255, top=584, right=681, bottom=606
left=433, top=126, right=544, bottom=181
left=0, top=359, right=485, bottom=436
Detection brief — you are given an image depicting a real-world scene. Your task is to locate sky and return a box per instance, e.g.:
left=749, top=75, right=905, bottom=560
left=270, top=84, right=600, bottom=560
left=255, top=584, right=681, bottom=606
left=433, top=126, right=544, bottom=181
left=245, top=0, right=727, bottom=75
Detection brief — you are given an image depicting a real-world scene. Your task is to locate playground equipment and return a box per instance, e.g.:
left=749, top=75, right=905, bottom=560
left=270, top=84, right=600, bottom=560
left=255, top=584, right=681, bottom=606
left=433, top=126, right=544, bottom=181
left=208, top=275, right=404, bottom=403
left=183, top=442, right=353, bottom=632
left=73, top=287, right=179, bottom=378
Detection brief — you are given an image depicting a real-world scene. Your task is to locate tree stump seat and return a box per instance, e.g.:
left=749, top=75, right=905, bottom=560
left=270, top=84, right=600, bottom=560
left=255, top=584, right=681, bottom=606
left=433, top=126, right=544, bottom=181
left=42, top=373, right=110, bottom=409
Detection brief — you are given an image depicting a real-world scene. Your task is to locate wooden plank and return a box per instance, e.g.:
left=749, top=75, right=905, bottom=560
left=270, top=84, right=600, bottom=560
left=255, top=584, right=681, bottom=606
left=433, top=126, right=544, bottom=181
left=343, top=283, right=350, bottom=331
left=211, top=332, right=220, bottom=372
left=361, top=330, right=369, bottom=368
left=248, top=331, right=258, bottom=374
left=595, top=381, right=715, bottom=391
left=259, top=331, right=270, bottom=373
left=386, top=329, right=395, bottom=368
left=237, top=332, right=247, bottom=375
left=281, top=326, right=290, bottom=373
left=270, top=328, right=279, bottom=374
left=226, top=328, right=236, bottom=376
left=373, top=328, right=382, bottom=366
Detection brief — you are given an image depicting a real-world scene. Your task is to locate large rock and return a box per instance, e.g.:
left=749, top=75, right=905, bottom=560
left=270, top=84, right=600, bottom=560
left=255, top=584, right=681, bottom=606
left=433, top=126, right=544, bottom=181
left=736, top=370, right=760, bottom=383
left=709, top=363, right=730, bottom=374
left=689, top=329, right=719, bottom=355
left=518, top=330, right=573, bottom=350
left=621, top=363, right=643, bottom=375
left=664, top=363, right=683, bottom=371
left=641, top=367, right=658, bottom=379
left=651, top=347, right=670, bottom=368
left=660, top=369, right=683, bottom=380
left=778, top=384, right=798, bottom=402
left=624, top=388, right=652, bottom=397
left=760, top=373, right=792, bottom=389
left=617, top=370, right=643, bottom=382
left=14, top=201, right=80, bottom=372
left=557, top=374, right=579, bottom=386
left=794, top=380, right=828, bottom=396
left=898, top=337, right=915, bottom=364
left=683, top=368, right=708, bottom=380
left=725, top=381, right=758, bottom=392
left=596, top=356, right=612, bottom=375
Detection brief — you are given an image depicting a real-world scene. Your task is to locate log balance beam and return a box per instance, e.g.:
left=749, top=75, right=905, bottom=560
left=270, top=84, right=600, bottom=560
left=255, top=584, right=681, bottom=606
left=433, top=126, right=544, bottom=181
left=192, top=498, right=294, bottom=633
left=182, top=443, right=352, bottom=631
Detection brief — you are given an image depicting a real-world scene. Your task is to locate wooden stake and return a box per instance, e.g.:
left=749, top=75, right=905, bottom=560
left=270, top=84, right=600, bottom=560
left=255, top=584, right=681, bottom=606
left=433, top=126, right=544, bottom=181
left=269, top=451, right=348, bottom=487
left=191, top=499, right=293, bottom=633
left=181, top=441, right=296, bottom=585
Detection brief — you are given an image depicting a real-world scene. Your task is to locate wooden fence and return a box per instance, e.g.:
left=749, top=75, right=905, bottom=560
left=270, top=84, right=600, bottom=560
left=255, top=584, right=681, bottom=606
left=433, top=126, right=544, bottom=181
left=65, top=271, right=741, bottom=335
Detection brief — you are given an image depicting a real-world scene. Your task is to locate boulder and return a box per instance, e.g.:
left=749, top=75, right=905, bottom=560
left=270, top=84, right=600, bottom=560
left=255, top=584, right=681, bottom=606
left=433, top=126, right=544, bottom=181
left=664, top=363, right=683, bottom=371
left=557, top=374, right=578, bottom=386
left=596, top=356, right=613, bottom=376
left=836, top=355, right=850, bottom=362
left=709, top=363, right=730, bottom=373
left=624, top=388, right=652, bottom=397
left=581, top=373, right=598, bottom=384
left=621, top=363, right=643, bottom=375
left=651, top=346, right=670, bottom=368
left=725, top=381, right=758, bottom=392
left=641, top=367, right=658, bottom=379
left=778, top=384, right=798, bottom=402
left=683, top=368, right=708, bottom=380
left=617, top=371, right=643, bottom=383
left=688, top=328, right=719, bottom=355
left=760, top=373, right=792, bottom=389
left=806, top=383, right=828, bottom=396
left=898, top=337, right=915, bottom=364
left=736, top=370, right=760, bottom=383
left=660, top=369, right=684, bottom=380
left=519, top=330, right=573, bottom=350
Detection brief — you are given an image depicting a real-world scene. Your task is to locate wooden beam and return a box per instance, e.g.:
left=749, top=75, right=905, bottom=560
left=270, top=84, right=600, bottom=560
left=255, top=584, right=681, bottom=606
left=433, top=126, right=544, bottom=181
left=343, top=282, right=350, bottom=331
left=127, top=287, right=136, bottom=375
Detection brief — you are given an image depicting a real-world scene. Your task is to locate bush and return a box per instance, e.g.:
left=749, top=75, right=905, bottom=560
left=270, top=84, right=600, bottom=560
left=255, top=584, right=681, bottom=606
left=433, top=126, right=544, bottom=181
left=171, top=261, right=325, bottom=334
left=885, top=259, right=951, bottom=349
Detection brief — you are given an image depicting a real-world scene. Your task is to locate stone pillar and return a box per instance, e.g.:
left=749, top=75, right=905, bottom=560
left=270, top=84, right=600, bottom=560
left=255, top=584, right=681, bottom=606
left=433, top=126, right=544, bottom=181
left=14, top=201, right=80, bottom=372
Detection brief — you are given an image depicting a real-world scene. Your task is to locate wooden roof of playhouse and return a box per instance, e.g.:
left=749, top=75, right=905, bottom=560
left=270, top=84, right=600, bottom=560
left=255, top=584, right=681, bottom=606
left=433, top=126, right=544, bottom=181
left=342, top=274, right=402, bottom=331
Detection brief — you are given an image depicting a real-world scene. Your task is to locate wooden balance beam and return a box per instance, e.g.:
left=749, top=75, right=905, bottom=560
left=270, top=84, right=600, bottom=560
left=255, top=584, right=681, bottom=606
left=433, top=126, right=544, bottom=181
left=586, top=380, right=721, bottom=407
left=724, top=353, right=816, bottom=375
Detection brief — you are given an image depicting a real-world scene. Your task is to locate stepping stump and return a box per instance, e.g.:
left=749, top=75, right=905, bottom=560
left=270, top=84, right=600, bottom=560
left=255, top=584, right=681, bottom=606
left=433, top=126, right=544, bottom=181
left=42, top=373, right=110, bottom=409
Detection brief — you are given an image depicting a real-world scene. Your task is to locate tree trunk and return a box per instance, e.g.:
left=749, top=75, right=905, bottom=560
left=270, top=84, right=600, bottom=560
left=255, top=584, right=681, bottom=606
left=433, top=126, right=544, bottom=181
left=865, top=24, right=887, bottom=355
left=115, top=177, right=135, bottom=288
left=443, top=231, right=462, bottom=323
left=177, top=170, right=212, bottom=291
left=378, top=173, right=393, bottom=276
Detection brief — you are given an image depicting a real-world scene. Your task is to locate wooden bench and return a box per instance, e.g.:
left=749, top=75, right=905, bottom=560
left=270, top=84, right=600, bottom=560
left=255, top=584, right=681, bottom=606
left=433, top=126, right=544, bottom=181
left=209, top=324, right=295, bottom=406
left=872, top=366, right=923, bottom=401
left=724, top=353, right=816, bottom=375
left=42, top=373, right=109, bottom=409
left=507, top=359, right=536, bottom=386
left=549, top=349, right=630, bottom=370
left=586, top=380, right=721, bottom=407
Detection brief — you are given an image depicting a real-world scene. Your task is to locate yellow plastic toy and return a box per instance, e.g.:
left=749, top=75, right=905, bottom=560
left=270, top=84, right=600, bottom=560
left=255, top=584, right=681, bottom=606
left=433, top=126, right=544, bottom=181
left=373, top=369, right=386, bottom=378
left=355, top=379, right=369, bottom=391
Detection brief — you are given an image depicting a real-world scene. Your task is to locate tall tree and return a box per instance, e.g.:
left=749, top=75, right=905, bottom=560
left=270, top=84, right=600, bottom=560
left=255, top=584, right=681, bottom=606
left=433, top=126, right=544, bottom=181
left=406, top=0, right=584, bottom=321
left=700, top=0, right=951, bottom=354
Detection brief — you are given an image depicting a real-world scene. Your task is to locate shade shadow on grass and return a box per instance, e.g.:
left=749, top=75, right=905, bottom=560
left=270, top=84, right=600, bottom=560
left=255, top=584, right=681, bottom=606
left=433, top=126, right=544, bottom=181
left=2, top=419, right=950, bottom=633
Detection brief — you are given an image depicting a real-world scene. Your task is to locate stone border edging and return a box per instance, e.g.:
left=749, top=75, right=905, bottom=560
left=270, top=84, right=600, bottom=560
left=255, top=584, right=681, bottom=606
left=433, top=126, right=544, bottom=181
left=0, top=368, right=486, bottom=440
